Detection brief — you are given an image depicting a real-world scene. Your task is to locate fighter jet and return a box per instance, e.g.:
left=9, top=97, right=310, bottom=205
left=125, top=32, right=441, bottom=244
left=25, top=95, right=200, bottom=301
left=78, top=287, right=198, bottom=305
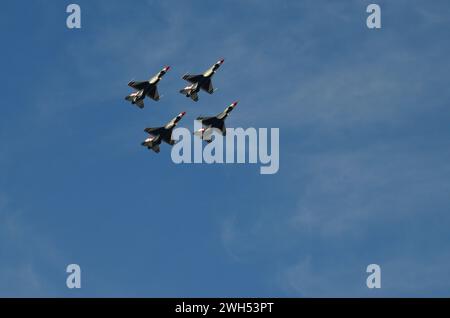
left=180, top=59, right=224, bottom=102
left=125, top=66, right=170, bottom=108
left=142, top=112, right=186, bottom=153
left=194, top=101, right=238, bottom=142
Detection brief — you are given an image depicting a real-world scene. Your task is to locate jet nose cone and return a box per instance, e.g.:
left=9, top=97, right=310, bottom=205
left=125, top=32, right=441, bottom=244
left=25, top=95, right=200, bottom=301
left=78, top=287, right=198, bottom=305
left=180, top=111, right=186, bottom=117
left=164, top=66, right=171, bottom=71
left=218, top=58, right=225, bottom=64
left=232, top=101, right=239, bottom=107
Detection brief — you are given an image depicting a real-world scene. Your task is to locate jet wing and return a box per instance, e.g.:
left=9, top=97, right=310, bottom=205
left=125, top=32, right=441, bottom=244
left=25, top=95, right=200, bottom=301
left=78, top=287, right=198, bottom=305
left=200, top=80, right=214, bottom=94
left=129, top=81, right=149, bottom=90
left=196, top=116, right=216, bottom=126
left=161, top=134, right=176, bottom=145
left=197, top=117, right=226, bottom=136
left=145, top=127, right=175, bottom=145
left=146, top=85, right=159, bottom=101
left=210, top=123, right=226, bottom=136
left=182, top=74, right=203, bottom=84
left=144, top=127, right=164, bottom=137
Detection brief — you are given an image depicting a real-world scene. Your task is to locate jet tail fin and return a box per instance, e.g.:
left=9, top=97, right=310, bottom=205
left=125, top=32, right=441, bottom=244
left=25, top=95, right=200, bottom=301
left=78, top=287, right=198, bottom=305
left=142, top=140, right=160, bottom=153
left=135, top=99, right=144, bottom=108
left=190, top=92, right=199, bottom=102
left=150, top=144, right=160, bottom=153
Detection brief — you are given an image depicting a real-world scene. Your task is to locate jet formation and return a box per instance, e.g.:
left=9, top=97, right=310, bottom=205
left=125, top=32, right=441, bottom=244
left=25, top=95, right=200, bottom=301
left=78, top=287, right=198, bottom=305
left=125, top=59, right=239, bottom=153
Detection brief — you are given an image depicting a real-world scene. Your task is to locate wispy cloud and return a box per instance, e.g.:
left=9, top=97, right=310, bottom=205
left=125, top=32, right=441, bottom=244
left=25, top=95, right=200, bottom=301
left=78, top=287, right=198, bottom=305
left=2, top=0, right=450, bottom=297
left=0, top=195, right=64, bottom=296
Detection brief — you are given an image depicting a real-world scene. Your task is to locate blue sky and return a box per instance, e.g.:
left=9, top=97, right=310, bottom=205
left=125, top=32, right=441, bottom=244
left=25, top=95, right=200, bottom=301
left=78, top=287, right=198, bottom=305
left=1, top=0, right=450, bottom=297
